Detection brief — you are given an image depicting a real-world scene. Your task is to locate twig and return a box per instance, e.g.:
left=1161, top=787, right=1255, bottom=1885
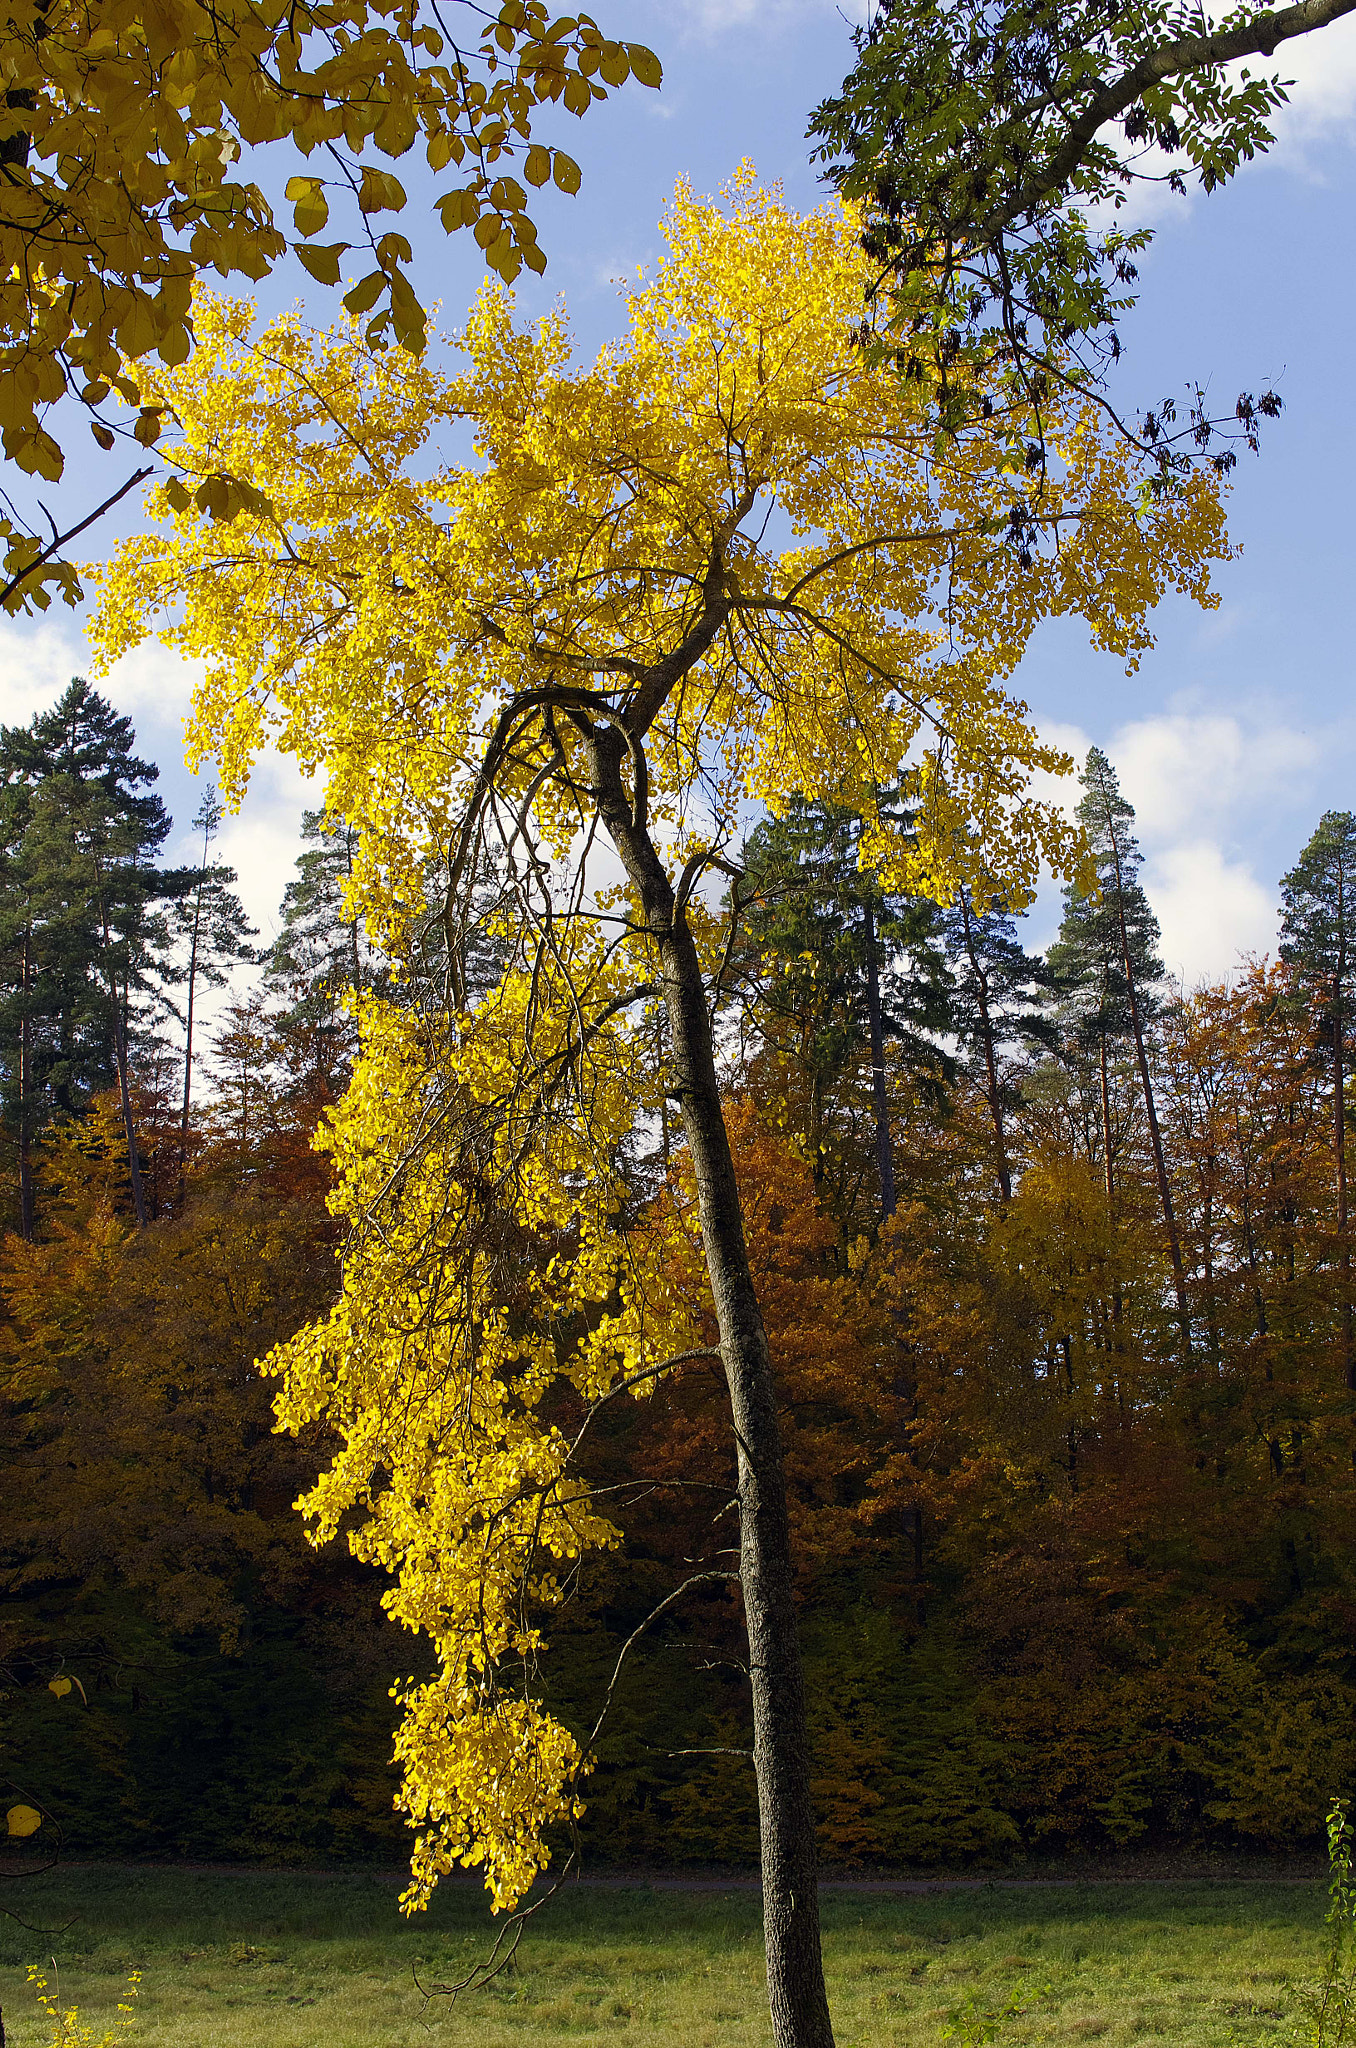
left=0, top=467, right=154, bottom=612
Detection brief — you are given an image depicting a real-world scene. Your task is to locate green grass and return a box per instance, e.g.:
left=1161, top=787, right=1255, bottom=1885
left=0, top=1865, right=1327, bottom=2046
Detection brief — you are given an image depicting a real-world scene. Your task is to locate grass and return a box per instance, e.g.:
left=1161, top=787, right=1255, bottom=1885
left=0, top=1864, right=1327, bottom=2047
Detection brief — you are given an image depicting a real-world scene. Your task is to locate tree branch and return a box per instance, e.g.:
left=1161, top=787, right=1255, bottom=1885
left=0, top=466, right=154, bottom=613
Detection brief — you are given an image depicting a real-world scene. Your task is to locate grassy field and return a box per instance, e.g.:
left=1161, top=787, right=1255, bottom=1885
left=0, top=1865, right=1327, bottom=2047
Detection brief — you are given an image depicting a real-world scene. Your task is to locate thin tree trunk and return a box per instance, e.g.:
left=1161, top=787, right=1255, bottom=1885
left=862, top=899, right=896, bottom=1220
left=99, top=895, right=148, bottom=1230
left=17, top=926, right=34, bottom=1241
left=1099, top=1025, right=1115, bottom=1206
left=957, top=885, right=1011, bottom=1202
left=110, top=974, right=148, bottom=1229
left=1332, top=878, right=1353, bottom=1388
left=590, top=722, right=834, bottom=2048
left=1104, top=814, right=1191, bottom=1352
left=179, top=879, right=204, bottom=1207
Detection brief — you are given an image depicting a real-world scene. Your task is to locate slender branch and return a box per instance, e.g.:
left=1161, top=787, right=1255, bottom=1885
left=0, top=466, right=153, bottom=612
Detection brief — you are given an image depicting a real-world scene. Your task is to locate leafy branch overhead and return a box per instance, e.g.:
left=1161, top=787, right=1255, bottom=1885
left=0, top=0, right=659, bottom=612
left=809, top=0, right=1337, bottom=465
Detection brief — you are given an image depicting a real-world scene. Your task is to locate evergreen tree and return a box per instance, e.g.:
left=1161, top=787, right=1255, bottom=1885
left=1048, top=747, right=1189, bottom=1348
left=1279, top=810, right=1356, bottom=1391
left=171, top=785, right=258, bottom=1195
left=262, top=807, right=388, bottom=1128
left=0, top=679, right=186, bottom=1228
left=939, top=882, right=1054, bottom=1203
left=0, top=753, right=41, bottom=1235
left=266, top=807, right=369, bottom=1002
left=739, top=797, right=950, bottom=1221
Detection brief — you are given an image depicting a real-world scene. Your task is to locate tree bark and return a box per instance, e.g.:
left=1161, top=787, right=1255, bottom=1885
left=179, top=877, right=204, bottom=1206
left=862, top=899, right=896, bottom=1221
left=589, top=721, right=835, bottom=2048
left=99, top=892, right=148, bottom=1229
left=957, top=886, right=1011, bottom=1203
left=17, top=926, right=34, bottom=1240
left=1103, top=812, right=1191, bottom=1354
left=1332, top=906, right=1353, bottom=1388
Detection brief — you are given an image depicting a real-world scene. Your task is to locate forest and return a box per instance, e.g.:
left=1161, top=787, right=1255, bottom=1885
left=3, top=675, right=1352, bottom=1878
left=6, top=0, right=1356, bottom=2036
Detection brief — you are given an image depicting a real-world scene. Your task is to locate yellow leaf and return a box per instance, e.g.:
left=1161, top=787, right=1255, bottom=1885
left=342, top=269, right=386, bottom=316
left=158, top=321, right=192, bottom=365
left=49, top=1676, right=73, bottom=1697
left=626, top=43, right=661, bottom=88
left=524, top=144, right=550, bottom=187
left=6, top=1804, right=41, bottom=1837
left=552, top=152, right=580, bottom=194
left=358, top=167, right=407, bottom=215
left=296, top=242, right=348, bottom=285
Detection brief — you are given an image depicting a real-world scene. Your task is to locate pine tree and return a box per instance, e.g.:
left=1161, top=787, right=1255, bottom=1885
left=171, top=785, right=257, bottom=1196
left=1048, top=747, right=1189, bottom=1349
left=739, top=797, right=950, bottom=1221
left=266, top=808, right=369, bottom=1004
left=0, top=679, right=186, bottom=1228
left=939, top=882, right=1054, bottom=1203
left=0, top=753, right=40, bottom=1235
left=1279, top=810, right=1356, bottom=1391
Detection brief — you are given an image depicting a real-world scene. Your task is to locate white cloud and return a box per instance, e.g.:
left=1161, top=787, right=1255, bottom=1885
left=1268, top=12, right=1356, bottom=156
left=1020, top=706, right=1319, bottom=983
left=1110, top=709, right=1319, bottom=847
left=1146, top=839, right=1277, bottom=986
left=210, top=752, right=317, bottom=955
left=0, top=614, right=89, bottom=722
left=1027, top=717, right=1092, bottom=824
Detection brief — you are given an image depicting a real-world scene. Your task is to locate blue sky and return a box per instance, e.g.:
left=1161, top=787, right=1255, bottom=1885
left=3, top=0, right=1354, bottom=984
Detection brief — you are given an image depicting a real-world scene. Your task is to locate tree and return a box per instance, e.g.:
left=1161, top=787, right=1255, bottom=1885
left=809, top=0, right=1322, bottom=465
left=0, top=0, right=660, bottom=616
left=0, top=681, right=186, bottom=1230
left=0, top=750, right=42, bottom=1236
left=738, top=798, right=951, bottom=1224
left=172, top=785, right=257, bottom=1193
left=938, top=882, right=1053, bottom=1203
left=94, top=175, right=1231, bottom=2047
left=1048, top=747, right=1189, bottom=1346
left=1280, top=811, right=1356, bottom=1390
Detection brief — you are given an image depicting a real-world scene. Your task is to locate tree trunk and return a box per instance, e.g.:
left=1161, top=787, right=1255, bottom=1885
left=862, top=899, right=896, bottom=1220
left=1104, top=816, right=1191, bottom=1353
left=110, top=972, right=148, bottom=1229
left=1099, top=1023, right=1115, bottom=1207
left=17, top=926, right=34, bottom=1241
left=179, top=878, right=205, bottom=1207
left=1332, top=882, right=1353, bottom=1388
left=99, top=892, right=148, bottom=1229
left=590, top=724, right=834, bottom=2048
left=957, top=886, right=1011, bottom=1202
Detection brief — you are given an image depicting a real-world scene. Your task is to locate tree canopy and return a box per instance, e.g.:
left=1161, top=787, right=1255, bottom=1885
left=89, top=175, right=1234, bottom=2013
left=808, top=0, right=1322, bottom=469
left=0, top=0, right=659, bottom=616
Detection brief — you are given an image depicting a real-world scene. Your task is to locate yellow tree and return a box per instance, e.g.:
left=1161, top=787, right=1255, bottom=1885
left=94, top=171, right=1230, bottom=2048
left=0, top=0, right=658, bottom=612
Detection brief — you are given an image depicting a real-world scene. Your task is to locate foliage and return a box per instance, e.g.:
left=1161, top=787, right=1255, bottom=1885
left=88, top=171, right=1234, bottom=1932
left=24, top=1964, right=139, bottom=2048
left=0, top=0, right=660, bottom=613
left=1291, top=1798, right=1356, bottom=2047
left=809, top=0, right=1307, bottom=475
